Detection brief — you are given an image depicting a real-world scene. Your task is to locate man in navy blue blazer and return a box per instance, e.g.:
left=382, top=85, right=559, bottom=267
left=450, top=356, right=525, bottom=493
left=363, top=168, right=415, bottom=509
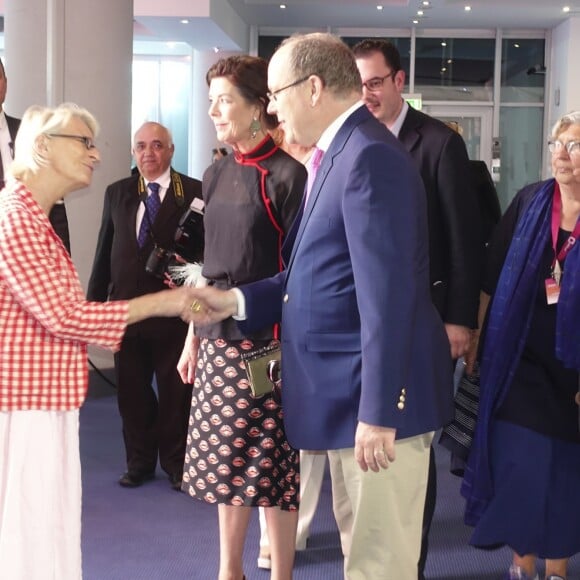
left=353, top=40, right=483, bottom=579
left=187, top=33, right=453, bottom=578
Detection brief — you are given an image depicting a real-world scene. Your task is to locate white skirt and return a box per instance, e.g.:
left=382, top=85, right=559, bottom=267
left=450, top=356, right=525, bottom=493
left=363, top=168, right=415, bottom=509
left=0, top=409, right=82, bottom=580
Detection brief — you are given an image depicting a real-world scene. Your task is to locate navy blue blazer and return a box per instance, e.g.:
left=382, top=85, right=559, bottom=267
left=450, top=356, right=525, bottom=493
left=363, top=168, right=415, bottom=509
left=240, top=106, right=453, bottom=450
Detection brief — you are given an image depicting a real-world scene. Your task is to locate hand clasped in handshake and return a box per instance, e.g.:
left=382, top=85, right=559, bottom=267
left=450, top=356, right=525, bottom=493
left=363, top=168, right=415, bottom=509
left=183, top=287, right=239, bottom=325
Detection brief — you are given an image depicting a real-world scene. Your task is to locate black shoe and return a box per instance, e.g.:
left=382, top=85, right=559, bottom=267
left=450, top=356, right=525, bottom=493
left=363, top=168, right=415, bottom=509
left=118, top=470, right=155, bottom=488
left=169, top=472, right=183, bottom=491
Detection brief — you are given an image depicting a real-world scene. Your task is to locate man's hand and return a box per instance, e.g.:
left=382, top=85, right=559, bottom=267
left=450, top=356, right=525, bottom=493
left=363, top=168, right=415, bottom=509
left=464, top=329, right=480, bottom=374
left=445, top=323, right=471, bottom=359
left=184, top=286, right=239, bottom=325
left=354, top=421, right=396, bottom=472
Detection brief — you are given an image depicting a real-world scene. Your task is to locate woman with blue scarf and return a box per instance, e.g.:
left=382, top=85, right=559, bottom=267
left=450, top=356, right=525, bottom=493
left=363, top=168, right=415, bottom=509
left=462, top=111, right=580, bottom=580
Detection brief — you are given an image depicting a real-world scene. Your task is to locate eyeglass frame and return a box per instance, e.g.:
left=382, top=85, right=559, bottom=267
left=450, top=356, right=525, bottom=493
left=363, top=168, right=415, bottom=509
left=267, top=75, right=311, bottom=102
left=548, top=139, right=580, bottom=156
left=47, top=133, right=96, bottom=150
left=362, top=70, right=398, bottom=92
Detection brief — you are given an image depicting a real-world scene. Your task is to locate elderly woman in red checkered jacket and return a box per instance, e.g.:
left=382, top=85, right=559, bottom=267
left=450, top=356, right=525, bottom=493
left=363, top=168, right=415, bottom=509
left=0, top=103, right=196, bottom=580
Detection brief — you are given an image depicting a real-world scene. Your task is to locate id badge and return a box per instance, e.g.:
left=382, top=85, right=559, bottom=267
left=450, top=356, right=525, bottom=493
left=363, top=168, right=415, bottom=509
left=545, top=277, right=560, bottom=305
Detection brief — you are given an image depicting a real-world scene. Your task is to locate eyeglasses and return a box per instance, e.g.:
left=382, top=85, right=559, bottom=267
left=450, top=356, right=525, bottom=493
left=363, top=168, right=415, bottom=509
left=548, top=140, right=580, bottom=156
left=47, top=133, right=96, bottom=150
left=267, top=75, right=310, bottom=102
left=362, top=71, right=397, bottom=92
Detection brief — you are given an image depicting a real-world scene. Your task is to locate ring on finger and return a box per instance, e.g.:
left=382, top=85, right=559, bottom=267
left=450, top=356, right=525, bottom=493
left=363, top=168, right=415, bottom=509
left=190, top=300, right=202, bottom=313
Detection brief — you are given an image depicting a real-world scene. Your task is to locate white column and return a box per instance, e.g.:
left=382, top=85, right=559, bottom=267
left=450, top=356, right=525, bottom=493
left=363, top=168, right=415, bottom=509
left=549, top=17, right=580, bottom=125
left=4, top=0, right=134, bottom=291
left=189, top=49, right=241, bottom=180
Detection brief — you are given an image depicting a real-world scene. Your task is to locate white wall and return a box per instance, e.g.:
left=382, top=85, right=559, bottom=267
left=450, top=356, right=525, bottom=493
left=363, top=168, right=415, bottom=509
left=549, top=17, right=580, bottom=128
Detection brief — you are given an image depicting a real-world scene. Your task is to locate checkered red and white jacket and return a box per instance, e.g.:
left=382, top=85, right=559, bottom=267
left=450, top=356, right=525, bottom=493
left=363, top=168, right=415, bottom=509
left=0, top=181, right=129, bottom=411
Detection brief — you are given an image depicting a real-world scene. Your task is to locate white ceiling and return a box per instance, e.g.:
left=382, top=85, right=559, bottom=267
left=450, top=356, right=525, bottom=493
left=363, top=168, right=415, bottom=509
left=134, top=0, right=580, bottom=52
left=227, top=0, right=576, bottom=30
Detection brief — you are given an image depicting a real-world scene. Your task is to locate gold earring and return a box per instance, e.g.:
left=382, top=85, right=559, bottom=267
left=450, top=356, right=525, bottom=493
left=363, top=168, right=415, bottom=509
left=250, top=118, right=261, bottom=139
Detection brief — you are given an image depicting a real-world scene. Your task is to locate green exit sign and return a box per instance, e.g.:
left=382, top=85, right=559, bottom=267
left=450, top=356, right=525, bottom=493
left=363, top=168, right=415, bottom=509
left=403, top=94, right=422, bottom=110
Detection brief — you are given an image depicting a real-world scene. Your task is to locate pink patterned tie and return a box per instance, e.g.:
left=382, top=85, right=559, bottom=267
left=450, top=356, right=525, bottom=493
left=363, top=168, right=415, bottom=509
left=305, top=147, right=324, bottom=204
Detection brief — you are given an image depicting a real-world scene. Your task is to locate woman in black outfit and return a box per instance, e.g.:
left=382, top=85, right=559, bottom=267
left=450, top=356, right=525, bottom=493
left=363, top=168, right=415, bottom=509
left=177, top=56, right=307, bottom=580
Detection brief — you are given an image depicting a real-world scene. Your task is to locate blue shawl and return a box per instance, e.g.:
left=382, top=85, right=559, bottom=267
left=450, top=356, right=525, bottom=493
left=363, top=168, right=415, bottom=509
left=461, top=178, right=580, bottom=525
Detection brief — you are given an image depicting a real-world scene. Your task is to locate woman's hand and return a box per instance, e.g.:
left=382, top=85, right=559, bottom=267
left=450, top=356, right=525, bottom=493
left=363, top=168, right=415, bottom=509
left=177, top=323, right=199, bottom=384
left=127, top=286, right=198, bottom=325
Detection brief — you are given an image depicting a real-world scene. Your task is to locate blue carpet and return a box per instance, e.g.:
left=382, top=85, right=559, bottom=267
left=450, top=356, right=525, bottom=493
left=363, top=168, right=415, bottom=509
left=80, top=387, right=579, bottom=579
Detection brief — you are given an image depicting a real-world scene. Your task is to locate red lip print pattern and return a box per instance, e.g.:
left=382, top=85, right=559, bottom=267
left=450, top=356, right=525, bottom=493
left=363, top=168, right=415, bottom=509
left=219, top=424, right=234, bottom=437
left=184, top=338, right=299, bottom=511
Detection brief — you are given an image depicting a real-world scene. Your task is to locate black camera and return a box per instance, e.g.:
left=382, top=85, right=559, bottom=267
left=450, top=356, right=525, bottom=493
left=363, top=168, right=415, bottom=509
left=145, top=245, right=177, bottom=279
left=145, top=199, right=204, bottom=280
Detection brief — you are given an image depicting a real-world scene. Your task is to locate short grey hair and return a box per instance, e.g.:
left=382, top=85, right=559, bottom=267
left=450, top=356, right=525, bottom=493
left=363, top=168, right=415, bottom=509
left=551, top=110, right=580, bottom=139
left=10, top=102, right=99, bottom=180
left=279, top=33, right=362, bottom=98
left=132, top=121, right=174, bottom=148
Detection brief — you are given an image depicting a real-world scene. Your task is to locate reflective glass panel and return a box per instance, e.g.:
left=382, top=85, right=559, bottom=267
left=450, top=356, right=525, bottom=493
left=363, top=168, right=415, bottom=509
left=501, top=39, right=545, bottom=103
left=496, top=106, right=544, bottom=209
left=415, top=37, right=495, bottom=101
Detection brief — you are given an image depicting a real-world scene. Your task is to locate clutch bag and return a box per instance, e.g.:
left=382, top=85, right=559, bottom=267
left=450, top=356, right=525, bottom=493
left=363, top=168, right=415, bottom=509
left=241, top=344, right=281, bottom=398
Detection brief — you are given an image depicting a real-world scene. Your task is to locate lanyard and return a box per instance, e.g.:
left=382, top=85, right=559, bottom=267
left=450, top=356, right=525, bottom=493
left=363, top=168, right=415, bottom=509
left=550, top=182, right=580, bottom=273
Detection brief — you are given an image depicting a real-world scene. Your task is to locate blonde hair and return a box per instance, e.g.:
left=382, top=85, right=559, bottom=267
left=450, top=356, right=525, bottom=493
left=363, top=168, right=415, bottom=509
left=10, top=103, right=99, bottom=181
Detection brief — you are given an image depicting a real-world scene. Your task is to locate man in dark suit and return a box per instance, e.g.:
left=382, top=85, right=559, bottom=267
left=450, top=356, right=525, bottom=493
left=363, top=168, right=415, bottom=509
left=0, top=58, right=19, bottom=189
left=186, top=33, right=453, bottom=578
left=445, top=121, right=503, bottom=247
left=87, top=122, right=202, bottom=490
left=0, top=57, right=70, bottom=249
left=353, top=39, right=483, bottom=579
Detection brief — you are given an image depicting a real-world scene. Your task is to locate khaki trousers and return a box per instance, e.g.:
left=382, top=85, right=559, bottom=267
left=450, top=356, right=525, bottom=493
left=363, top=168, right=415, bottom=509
left=327, top=431, right=434, bottom=580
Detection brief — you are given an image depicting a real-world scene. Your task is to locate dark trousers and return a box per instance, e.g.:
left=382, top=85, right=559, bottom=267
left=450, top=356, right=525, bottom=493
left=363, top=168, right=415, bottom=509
left=418, top=445, right=437, bottom=580
left=114, top=327, right=191, bottom=476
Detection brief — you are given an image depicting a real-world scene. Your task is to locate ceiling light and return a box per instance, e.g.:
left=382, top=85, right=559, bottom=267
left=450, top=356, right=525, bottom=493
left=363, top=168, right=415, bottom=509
left=180, top=19, right=189, bottom=24
left=417, top=10, right=424, bottom=15
left=422, top=0, right=430, bottom=5
left=514, top=43, right=520, bottom=48
left=441, top=67, right=447, bottom=73
left=441, top=41, right=447, bottom=46
left=447, top=59, right=453, bottom=63
left=412, top=19, right=419, bottom=24
left=280, top=3, right=286, bottom=8
left=377, top=5, right=383, bottom=10
left=213, top=46, right=220, bottom=53
left=563, top=6, right=570, bottom=12
left=464, top=5, right=472, bottom=11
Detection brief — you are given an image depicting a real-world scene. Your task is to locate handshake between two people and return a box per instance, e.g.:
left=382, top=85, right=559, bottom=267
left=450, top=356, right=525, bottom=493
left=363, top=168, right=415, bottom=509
left=126, top=286, right=232, bottom=326
left=184, top=286, right=239, bottom=325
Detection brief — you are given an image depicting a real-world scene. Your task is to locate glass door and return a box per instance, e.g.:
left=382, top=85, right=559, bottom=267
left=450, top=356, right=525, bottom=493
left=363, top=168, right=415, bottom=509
left=421, top=105, right=493, bottom=172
